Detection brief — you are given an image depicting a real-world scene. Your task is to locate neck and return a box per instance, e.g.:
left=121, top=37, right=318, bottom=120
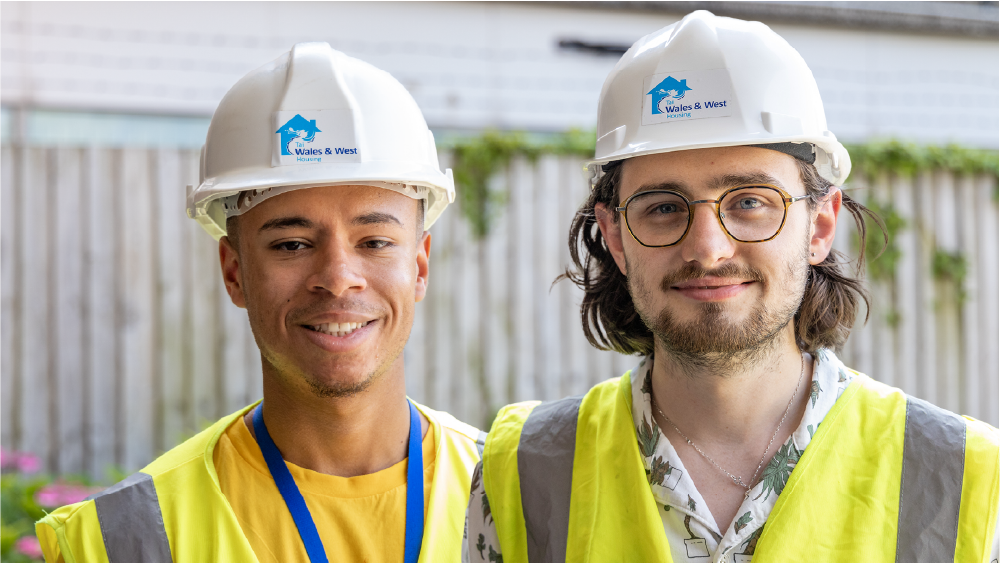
left=246, top=356, right=426, bottom=477
left=650, top=326, right=808, bottom=445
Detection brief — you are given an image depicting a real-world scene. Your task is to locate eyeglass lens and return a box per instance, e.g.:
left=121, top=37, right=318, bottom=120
left=624, top=186, right=788, bottom=246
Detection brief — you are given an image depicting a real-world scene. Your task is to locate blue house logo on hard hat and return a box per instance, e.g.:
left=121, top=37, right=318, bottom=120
left=276, top=114, right=322, bottom=156
left=648, top=76, right=693, bottom=114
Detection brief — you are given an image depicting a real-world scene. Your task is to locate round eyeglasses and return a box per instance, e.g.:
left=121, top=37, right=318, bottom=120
left=615, top=185, right=812, bottom=247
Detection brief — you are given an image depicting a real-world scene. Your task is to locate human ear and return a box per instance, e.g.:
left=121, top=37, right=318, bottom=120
left=809, top=188, right=842, bottom=264
left=414, top=231, right=431, bottom=303
left=595, top=203, right=628, bottom=275
left=219, top=236, right=247, bottom=308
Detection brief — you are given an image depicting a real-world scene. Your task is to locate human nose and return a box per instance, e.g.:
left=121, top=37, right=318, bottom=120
left=308, top=240, right=367, bottom=296
left=677, top=202, right=735, bottom=267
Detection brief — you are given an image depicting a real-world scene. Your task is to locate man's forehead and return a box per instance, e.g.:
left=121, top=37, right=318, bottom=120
left=619, top=147, right=800, bottom=197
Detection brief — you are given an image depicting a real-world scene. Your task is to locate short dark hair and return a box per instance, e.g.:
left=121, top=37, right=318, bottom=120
left=559, top=157, right=882, bottom=355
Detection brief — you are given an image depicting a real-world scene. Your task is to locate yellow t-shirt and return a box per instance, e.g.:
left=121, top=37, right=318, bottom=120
left=214, top=415, right=436, bottom=563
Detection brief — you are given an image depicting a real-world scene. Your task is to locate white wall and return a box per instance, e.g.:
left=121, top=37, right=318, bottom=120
left=2, top=1, right=997, bottom=146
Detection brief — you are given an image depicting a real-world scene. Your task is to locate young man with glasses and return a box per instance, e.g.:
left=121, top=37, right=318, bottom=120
left=465, top=11, right=998, bottom=563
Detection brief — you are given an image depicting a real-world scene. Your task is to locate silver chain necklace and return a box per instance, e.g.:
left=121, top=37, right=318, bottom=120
left=650, top=353, right=806, bottom=501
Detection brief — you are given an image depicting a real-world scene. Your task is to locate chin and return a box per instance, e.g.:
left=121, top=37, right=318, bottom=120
left=303, top=369, right=380, bottom=399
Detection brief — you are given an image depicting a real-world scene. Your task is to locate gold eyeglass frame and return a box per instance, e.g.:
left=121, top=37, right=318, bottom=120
left=615, top=184, right=812, bottom=248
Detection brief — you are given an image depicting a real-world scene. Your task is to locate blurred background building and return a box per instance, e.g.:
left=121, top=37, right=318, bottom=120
left=2, top=2, right=998, bottom=480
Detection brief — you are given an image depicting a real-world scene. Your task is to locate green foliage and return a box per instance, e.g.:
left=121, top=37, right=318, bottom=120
left=1, top=473, right=48, bottom=563
left=860, top=199, right=907, bottom=284
left=447, top=132, right=997, bottom=239
left=449, top=129, right=595, bottom=239
left=932, top=248, right=969, bottom=304
left=846, top=140, right=999, bottom=178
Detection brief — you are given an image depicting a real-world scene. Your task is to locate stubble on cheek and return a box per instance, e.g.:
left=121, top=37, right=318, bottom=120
left=624, top=237, right=811, bottom=367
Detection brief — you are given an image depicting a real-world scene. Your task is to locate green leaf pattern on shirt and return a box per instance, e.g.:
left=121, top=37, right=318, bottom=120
left=734, top=511, right=753, bottom=534
left=755, top=439, right=804, bottom=501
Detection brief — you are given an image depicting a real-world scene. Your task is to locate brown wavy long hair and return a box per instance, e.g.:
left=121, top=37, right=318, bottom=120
left=559, top=158, right=882, bottom=355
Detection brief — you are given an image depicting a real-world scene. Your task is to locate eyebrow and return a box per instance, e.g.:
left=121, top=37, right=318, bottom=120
left=351, top=212, right=403, bottom=227
left=258, top=216, right=315, bottom=233
left=631, top=172, right=786, bottom=200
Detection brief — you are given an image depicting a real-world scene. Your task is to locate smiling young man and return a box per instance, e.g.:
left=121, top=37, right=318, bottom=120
left=36, top=43, right=484, bottom=563
left=466, top=12, right=999, bottom=563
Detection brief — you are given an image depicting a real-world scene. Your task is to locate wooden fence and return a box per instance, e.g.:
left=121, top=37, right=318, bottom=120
left=2, top=144, right=997, bottom=479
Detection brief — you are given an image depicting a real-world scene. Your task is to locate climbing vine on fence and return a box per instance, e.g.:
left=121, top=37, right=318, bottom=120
left=448, top=129, right=594, bottom=239
left=448, top=133, right=998, bottom=240
left=932, top=248, right=969, bottom=305
left=845, top=140, right=999, bottom=178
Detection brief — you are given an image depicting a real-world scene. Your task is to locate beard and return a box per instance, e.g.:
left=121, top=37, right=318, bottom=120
left=626, top=240, right=811, bottom=371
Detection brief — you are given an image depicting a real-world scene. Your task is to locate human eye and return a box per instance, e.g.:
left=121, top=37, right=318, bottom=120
left=737, top=196, right=762, bottom=210
left=361, top=239, right=394, bottom=250
left=653, top=202, right=682, bottom=214
left=272, top=240, right=309, bottom=252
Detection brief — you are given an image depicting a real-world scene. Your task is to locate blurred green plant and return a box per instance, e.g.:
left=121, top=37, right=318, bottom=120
left=846, top=140, right=999, bottom=178
left=932, top=248, right=969, bottom=305
left=448, top=133, right=998, bottom=240
left=449, top=129, right=595, bottom=239
left=1, top=449, right=105, bottom=563
left=859, top=200, right=907, bottom=284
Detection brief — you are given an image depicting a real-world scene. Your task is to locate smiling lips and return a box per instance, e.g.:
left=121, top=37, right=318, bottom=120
left=671, top=277, right=754, bottom=301
left=307, top=321, right=372, bottom=338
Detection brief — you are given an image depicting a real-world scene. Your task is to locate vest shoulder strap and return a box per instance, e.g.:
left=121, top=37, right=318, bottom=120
left=757, top=375, right=998, bottom=563
left=89, top=472, right=173, bottom=563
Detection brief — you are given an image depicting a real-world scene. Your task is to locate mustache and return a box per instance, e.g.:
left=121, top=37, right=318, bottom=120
left=659, top=263, right=767, bottom=292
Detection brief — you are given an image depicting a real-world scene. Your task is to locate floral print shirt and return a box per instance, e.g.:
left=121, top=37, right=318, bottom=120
left=463, top=349, right=1000, bottom=563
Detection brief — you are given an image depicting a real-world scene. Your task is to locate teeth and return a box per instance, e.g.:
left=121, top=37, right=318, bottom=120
left=310, top=321, right=370, bottom=337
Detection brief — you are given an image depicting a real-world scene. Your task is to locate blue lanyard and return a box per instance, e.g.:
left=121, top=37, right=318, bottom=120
left=251, top=400, right=425, bottom=563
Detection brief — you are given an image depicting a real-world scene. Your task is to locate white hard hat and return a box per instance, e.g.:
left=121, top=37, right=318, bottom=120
left=187, top=42, right=455, bottom=239
left=587, top=11, right=851, bottom=186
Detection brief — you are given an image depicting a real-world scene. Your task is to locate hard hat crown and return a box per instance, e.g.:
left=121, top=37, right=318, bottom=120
left=188, top=42, right=454, bottom=239
left=590, top=11, right=850, bottom=186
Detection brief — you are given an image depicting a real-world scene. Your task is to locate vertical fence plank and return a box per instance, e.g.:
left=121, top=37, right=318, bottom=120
left=534, top=156, right=562, bottom=402
left=870, top=172, right=896, bottom=388
left=956, top=175, right=980, bottom=420
left=86, top=148, right=118, bottom=479
left=20, top=147, right=52, bottom=469
left=892, top=173, right=920, bottom=400
left=556, top=157, right=588, bottom=399
left=155, top=148, right=189, bottom=451
left=54, top=148, right=86, bottom=475
left=508, top=158, right=535, bottom=404
left=933, top=171, right=961, bottom=414
left=914, top=171, right=938, bottom=405
left=450, top=198, right=474, bottom=425
left=119, top=149, right=156, bottom=471
left=975, top=176, right=999, bottom=426
left=1, top=146, right=20, bottom=452
left=427, top=190, right=453, bottom=412
left=481, top=169, right=510, bottom=423
left=189, top=213, right=221, bottom=432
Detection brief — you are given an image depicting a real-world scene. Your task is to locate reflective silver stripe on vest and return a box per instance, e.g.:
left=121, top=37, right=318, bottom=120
left=91, top=472, right=173, bottom=563
left=896, top=396, right=966, bottom=563
left=517, top=395, right=583, bottom=563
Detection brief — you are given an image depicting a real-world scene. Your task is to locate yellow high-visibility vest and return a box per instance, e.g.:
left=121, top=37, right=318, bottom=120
left=483, top=372, right=999, bottom=562
left=36, top=401, right=484, bottom=563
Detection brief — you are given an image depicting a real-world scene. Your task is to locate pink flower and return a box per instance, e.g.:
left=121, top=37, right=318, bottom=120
left=14, top=535, right=43, bottom=559
left=34, top=483, right=104, bottom=508
left=16, top=452, right=41, bottom=474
